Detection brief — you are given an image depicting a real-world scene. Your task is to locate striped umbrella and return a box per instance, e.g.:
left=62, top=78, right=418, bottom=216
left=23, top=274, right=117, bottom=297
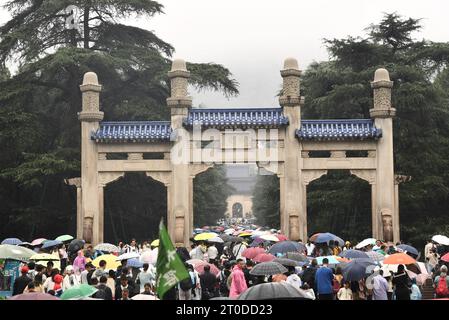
left=273, top=258, right=300, bottom=267
left=249, top=262, right=288, bottom=276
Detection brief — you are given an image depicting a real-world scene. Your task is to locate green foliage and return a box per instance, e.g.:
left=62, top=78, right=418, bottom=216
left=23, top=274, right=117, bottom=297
left=193, top=166, right=234, bottom=227
left=0, top=0, right=238, bottom=241
left=253, top=13, right=449, bottom=245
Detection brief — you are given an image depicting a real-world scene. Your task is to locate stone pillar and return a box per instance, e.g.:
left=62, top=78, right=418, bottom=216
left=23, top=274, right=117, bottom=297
left=370, top=68, right=396, bottom=243
left=65, top=178, right=82, bottom=239
left=279, top=57, right=304, bottom=241
left=98, top=184, right=105, bottom=244
left=167, top=59, right=192, bottom=246
left=78, top=72, right=103, bottom=245
left=394, top=175, right=411, bottom=243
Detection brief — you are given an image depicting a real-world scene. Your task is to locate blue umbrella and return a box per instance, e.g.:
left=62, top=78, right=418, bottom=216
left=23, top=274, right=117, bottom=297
left=1, top=238, right=23, bottom=245
left=342, top=258, right=377, bottom=282
left=269, top=241, right=306, bottom=255
left=315, top=233, right=344, bottom=246
left=315, top=255, right=340, bottom=265
left=41, top=240, right=63, bottom=249
left=339, top=249, right=370, bottom=259
left=396, top=244, right=419, bottom=257
left=127, top=258, right=144, bottom=268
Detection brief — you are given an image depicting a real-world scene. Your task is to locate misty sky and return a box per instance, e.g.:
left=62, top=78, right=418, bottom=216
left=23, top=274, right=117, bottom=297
left=1, top=0, right=448, bottom=107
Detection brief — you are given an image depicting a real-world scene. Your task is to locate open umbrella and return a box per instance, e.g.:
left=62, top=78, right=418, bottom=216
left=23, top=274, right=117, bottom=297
left=94, top=243, right=120, bottom=253
left=342, top=258, right=377, bottom=281
left=0, top=244, right=36, bottom=261
left=30, top=253, right=61, bottom=269
left=253, top=253, right=276, bottom=263
left=131, top=294, right=159, bottom=300
left=41, top=240, right=63, bottom=250
left=92, top=254, right=121, bottom=269
left=283, top=252, right=309, bottom=263
left=441, top=252, right=449, bottom=263
left=207, top=237, right=224, bottom=243
left=194, top=232, right=218, bottom=241
left=219, top=234, right=233, bottom=242
left=269, top=241, right=305, bottom=256
left=242, top=247, right=266, bottom=259
left=186, top=259, right=206, bottom=266
left=140, top=249, right=158, bottom=264
left=68, top=239, right=85, bottom=253
left=276, top=234, right=288, bottom=241
left=339, top=249, right=370, bottom=259
left=355, top=238, right=377, bottom=249
left=116, top=252, right=140, bottom=261
left=31, top=238, right=47, bottom=246
left=432, top=235, right=449, bottom=245
left=1, top=238, right=22, bottom=245
left=383, top=253, right=416, bottom=265
left=314, top=233, right=344, bottom=246
left=193, top=262, right=220, bottom=276
left=273, top=258, right=300, bottom=267
left=365, top=250, right=385, bottom=262
left=237, top=282, right=311, bottom=300
left=315, top=256, right=340, bottom=265
left=249, top=262, right=288, bottom=276
left=396, top=244, right=419, bottom=257
left=8, top=292, right=60, bottom=300
left=60, top=284, right=98, bottom=300
left=55, top=235, right=74, bottom=242
left=127, top=258, right=144, bottom=269
left=150, top=239, right=159, bottom=247
left=260, top=234, right=280, bottom=242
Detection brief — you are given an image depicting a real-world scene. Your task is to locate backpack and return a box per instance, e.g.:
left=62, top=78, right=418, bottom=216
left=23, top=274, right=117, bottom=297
left=219, top=271, right=229, bottom=294
left=180, top=275, right=194, bottom=291
left=436, top=276, right=449, bottom=297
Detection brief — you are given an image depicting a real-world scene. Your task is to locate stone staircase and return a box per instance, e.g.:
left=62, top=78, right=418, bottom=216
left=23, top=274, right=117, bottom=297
left=421, top=278, right=435, bottom=300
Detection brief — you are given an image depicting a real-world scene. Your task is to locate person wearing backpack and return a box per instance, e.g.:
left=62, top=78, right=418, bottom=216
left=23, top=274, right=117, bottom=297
left=179, top=263, right=196, bottom=300
left=434, top=265, right=449, bottom=298
left=200, top=264, right=217, bottom=300
left=218, top=262, right=231, bottom=297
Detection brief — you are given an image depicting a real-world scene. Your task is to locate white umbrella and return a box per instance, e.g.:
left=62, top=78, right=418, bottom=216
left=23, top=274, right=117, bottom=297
left=260, top=234, right=280, bottom=242
left=355, top=238, right=377, bottom=249
left=207, top=237, right=224, bottom=243
left=116, top=252, right=140, bottom=261
left=131, top=294, right=159, bottom=300
left=432, top=235, right=449, bottom=245
left=140, top=249, right=158, bottom=264
left=224, top=228, right=235, bottom=235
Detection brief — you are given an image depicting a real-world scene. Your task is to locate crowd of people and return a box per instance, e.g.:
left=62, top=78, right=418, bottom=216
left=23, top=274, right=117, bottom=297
left=2, top=225, right=449, bottom=300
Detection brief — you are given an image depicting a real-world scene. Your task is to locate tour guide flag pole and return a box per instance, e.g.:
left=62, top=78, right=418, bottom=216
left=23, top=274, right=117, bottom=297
left=156, top=219, right=189, bottom=299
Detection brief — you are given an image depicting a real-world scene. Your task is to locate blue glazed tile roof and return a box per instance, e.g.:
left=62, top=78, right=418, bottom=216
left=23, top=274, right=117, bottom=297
left=296, top=119, right=382, bottom=141
left=183, top=108, right=289, bottom=128
left=92, top=121, right=172, bottom=142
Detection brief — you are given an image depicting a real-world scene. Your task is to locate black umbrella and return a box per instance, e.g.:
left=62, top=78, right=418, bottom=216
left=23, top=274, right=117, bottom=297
left=237, top=282, right=312, bottom=300
left=283, top=252, right=309, bottom=263
left=397, top=244, right=419, bottom=257
left=269, top=241, right=306, bottom=255
left=339, top=249, right=370, bottom=259
left=249, top=262, right=287, bottom=276
left=273, top=258, right=300, bottom=267
left=219, top=234, right=233, bottom=242
left=342, top=258, right=377, bottom=282
left=68, top=239, right=85, bottom=253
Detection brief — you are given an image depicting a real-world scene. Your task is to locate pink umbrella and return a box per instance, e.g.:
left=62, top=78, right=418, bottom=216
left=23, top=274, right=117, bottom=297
left=194, top=262, right=220, bottom=276
left=31, top=238, right=47, bottom=246
left=8, top=293, right=59, bottom=300
left=441, top=252, right=449, bottom=263
left=242, top=247, right=266, bottom=260
left=253, top=253, right=275, bottom=263
left=276, top=234, right=288, bottom=241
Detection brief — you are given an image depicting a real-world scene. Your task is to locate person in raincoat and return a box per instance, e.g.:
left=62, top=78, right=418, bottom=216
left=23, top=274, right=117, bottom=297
left=410, top=278, right=422, bottom=300
left=73, top=250, right=86, bottom=275
left=229, top=259, right=248, bottom=298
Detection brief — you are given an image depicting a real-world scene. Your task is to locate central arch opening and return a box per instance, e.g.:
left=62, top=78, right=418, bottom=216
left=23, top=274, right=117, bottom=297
left=307, top=170, right=371, bottom=242
left=104, top=172, right=166, bottom=244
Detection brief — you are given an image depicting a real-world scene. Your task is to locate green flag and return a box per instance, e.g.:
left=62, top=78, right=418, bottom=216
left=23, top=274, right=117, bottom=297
left=156, top=220, right=189, bottom=299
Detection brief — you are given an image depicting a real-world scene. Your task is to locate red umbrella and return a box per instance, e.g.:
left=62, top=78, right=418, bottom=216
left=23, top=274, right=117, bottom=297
left=242, top=247, right=266, bottom=259
left=276, top=234, right=288, bottom=241
left=253, top=253, right=275, bottom=263
left=194, top=262, right=220, bottom=276
left=8, top=293, right=59, bottom=300
left=441, top=252, right=449, bottom=263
